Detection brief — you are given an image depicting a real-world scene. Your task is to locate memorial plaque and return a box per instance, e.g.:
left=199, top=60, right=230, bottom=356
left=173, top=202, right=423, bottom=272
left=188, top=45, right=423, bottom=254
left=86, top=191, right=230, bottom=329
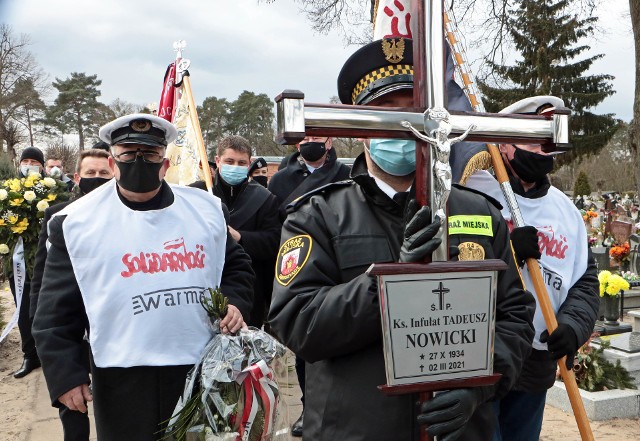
left=369, top=261, right=505, bottom=387
left=610, top=220, right=633, bottom=245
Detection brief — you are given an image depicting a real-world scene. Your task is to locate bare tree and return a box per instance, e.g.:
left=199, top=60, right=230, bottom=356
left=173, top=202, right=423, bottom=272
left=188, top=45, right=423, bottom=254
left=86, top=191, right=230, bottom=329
left=109, top=98, right=144, bottom=117
left=0, top=25, right=47, bottom=159
left=260, top=0, right=375, bottom=44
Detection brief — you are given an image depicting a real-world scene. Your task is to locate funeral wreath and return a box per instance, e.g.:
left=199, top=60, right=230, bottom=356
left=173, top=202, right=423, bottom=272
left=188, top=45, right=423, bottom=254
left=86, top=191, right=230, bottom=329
left=164, top=287, right=287, bottom=441
left=0, top=173, right=69, bottom=277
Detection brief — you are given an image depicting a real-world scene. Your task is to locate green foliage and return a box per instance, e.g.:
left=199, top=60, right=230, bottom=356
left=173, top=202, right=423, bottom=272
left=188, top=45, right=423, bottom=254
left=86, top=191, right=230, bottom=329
left=0, top=155, right=17, bottom=180
left=572, top=338, right=637, bottom=392
left=45, top=72, right=114, bottom=149
left=201, top=287, right=228, bottom=321
left=479, top=0, right=618, bottom=164
left=197, top=91, right=280, bottom=158
left=573, top=170, right=591, bottom=197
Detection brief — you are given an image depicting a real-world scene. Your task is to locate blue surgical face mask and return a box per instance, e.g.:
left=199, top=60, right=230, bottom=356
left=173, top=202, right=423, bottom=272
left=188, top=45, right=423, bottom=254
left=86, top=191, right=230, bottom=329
left=220, top=164, right=248, bottom=186
left=367, top=138, right=416, bottom=176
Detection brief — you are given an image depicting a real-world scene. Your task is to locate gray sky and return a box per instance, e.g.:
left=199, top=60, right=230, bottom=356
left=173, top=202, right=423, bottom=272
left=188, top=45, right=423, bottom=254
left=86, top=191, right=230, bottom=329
left=4, top=0, right=636, bottom=123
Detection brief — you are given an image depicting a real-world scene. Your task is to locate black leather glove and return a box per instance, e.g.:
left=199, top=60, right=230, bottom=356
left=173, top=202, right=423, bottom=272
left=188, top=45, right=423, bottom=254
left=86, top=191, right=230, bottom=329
left=399, top=201, right=441, bottom=263
left=417, top=386, right=494, bottom=441
left=539, top=323, right=578, bottom=370
left=510, top=226, right=541, bottom=266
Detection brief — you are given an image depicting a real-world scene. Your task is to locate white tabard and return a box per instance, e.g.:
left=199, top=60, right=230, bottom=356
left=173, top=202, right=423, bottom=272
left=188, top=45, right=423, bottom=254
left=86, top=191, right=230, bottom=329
left=55, top=180, right=227, bottom=367
left=466, top=171, right=588, bottom=349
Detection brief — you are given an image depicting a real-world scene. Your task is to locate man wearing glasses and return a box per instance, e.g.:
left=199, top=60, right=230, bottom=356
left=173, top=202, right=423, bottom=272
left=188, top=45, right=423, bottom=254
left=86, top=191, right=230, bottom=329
left=33, top=114, right=255, bottom=441
left=465, top=96, right=599, bottom=441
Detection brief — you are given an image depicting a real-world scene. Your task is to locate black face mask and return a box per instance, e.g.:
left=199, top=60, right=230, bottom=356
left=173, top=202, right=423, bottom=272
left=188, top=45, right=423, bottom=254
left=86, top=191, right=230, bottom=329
left=299, top=142, right=327, bottom=162
left=115, top=156, right=164, bottom=193
left=509, top=147, right=554, bottom=183
left=253, top=175, right=268, bottom=187
left=78, top=177, right=111, bottom=195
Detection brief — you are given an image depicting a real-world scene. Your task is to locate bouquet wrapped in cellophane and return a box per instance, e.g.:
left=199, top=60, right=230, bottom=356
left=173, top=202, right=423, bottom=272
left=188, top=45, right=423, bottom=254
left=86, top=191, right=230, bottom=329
left=164, top=288, right=287, bottom=441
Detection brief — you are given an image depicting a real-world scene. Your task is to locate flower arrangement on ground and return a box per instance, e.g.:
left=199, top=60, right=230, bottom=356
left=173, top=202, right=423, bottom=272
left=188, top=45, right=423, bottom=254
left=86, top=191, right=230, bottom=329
left=598, top=270, right=630, bottom=298
left=567, top=333, right=637, bottom=392
left=0, top=173, right=69, bottom=276
left=609, top=242, right=631, bottom=267
left=620, top=271, right=640, bottom=287
left=164, top=288, right=287, bottom=441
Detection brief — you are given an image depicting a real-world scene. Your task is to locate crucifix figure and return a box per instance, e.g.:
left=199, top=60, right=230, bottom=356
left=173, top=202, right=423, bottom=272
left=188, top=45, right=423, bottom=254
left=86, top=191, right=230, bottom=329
left=402, top=113, right=475, bottom=219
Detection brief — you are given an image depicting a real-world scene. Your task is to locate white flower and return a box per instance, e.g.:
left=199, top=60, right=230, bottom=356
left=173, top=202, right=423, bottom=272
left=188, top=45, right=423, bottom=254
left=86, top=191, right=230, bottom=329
left=36, top=200, right=49, bottom=212
left=0, top=244, right=9, bottom=254
left=0, top=189, right=7, bottom=200
left=42, top=177, right=56, bottom=188
left=23, top=190, right=36, bottom=202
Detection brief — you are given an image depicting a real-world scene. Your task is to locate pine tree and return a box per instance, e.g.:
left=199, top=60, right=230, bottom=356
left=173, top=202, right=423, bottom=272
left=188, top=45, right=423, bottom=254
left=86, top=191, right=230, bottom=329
left=479, top=0, right=619, bottom=163
left=573, top=170, right=591, bottom=197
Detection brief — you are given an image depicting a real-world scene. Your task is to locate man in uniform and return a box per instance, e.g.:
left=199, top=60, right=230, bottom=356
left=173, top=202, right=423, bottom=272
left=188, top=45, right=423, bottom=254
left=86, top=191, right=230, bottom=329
left=465, top=96, right=599, bottom=441
left=268, top=38, right=536, bottom=441
left=268, top=135, right=351, bottom=435
left=33, top=114, right=254, bottom=441
left=203, top=135, right=281, bottom=328
left=30, top=148, right=114, bottom=441
left=268, top=135, right=351, bottom=221
left=248, top=157, right=269, bottom=187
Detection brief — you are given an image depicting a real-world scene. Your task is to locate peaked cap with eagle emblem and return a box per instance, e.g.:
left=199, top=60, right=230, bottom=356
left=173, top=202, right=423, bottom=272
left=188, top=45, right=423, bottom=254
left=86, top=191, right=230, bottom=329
left=99, top=113, right=178, bottom=148
left=337, top=38, right=414, bottom=105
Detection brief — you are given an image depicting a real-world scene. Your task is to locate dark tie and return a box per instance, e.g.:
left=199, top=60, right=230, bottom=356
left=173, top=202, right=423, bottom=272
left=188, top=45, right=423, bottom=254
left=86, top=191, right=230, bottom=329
left=393, top=192, right=409, bottom=207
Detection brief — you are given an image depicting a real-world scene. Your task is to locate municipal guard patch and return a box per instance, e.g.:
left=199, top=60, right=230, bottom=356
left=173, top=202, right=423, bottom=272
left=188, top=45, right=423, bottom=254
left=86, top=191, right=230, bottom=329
left=276, top=235, right=312, bottom=286
left=458, top=242, right=485, bottom=261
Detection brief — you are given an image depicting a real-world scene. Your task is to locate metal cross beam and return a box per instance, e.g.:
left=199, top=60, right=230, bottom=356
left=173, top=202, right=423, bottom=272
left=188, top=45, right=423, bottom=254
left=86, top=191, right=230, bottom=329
left=275, top=0, right=570, bottom=263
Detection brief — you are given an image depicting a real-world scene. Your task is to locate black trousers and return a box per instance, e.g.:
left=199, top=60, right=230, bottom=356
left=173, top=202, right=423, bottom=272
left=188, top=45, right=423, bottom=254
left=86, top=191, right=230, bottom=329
left=91, top=364, right=192, bottom=441
left=9, top=275, right=37, bottom=360
left=295, top=355, right=305, bottom=406
left=59, top=406, right=90, bottom=441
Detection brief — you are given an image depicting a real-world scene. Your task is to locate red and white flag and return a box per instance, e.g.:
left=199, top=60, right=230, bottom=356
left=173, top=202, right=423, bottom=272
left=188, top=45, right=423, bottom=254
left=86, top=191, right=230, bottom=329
left=158, top=62, right=177, bottom=122
left=374, top=0, right=413, bottom=40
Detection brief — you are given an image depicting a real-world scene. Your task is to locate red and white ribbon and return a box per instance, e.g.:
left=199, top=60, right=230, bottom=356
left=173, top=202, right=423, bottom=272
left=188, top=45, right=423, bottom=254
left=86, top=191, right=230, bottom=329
left=237, top=360, right=278, bottom=441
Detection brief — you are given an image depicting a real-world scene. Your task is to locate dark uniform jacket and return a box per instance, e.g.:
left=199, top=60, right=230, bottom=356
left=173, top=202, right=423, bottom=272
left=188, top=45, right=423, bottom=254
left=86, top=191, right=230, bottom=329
left=32, top=182, right=254, bottom=441
left=211, top=176, right=281, bottom=327
left=268, top=148, right=351, bottom=221
left=507, top=176, right=599, bottom=392
left=268, top=155, right=535, bottom=441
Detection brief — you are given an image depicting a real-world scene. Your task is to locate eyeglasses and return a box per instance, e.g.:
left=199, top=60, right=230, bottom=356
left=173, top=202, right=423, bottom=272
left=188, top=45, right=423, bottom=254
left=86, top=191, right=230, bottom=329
left=112, top=148, right=165, bottom=164
left=510, top=144, right=564, bottom=156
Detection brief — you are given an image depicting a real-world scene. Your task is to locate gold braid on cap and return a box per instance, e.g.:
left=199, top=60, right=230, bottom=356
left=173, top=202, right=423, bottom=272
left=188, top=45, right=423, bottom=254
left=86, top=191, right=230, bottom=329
left=351, top=64, right=413, bottom=104
left=459, top=151, right=492, bottom=186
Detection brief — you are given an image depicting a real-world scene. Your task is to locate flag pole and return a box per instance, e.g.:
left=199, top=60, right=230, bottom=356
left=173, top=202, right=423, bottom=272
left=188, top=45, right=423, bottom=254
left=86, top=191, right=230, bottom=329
left=172, top=40, right=213, bottom=193
left=444, top=11, right=595, bottom=441
left=181, top=74, right=213, bottom=192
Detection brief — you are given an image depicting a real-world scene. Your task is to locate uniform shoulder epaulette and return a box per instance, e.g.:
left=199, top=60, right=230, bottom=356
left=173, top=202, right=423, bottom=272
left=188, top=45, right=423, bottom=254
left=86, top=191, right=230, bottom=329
left=452, top=183, right=503, bottom=211
left=286, top=180, right=353, bottom=213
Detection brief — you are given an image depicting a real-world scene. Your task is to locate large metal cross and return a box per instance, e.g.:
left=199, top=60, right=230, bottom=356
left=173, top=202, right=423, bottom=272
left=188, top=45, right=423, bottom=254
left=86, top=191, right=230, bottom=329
left=275, top=0, right=570, bottom=261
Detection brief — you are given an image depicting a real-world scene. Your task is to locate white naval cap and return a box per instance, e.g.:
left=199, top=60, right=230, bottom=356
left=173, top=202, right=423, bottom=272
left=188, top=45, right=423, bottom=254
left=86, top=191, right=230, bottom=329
left=99, top=113, right=178, bottom=147
left=499, top=96, right=565, bottom=115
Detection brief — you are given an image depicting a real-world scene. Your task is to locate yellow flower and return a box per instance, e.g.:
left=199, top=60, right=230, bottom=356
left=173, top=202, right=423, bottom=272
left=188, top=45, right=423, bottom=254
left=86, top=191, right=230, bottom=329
left=598, top=270, right=611, bottom=284
left=42, top=177, right=56, bottom=188
left=0, top=219, right=5, bottom=226
left=7, top=215, right=18, bottom=224
left=0, top=244, right=9, bottom=254
left=36, top=200, right=49, bottom=212
left=23, top=178, right=34, bottom=188
left=46, top=193, right=57, bottom=202
left=23, top=191, right=36, bottom=202
left=0, top=189, right=7, bottom=200
left=10, top=218, right=29, bottom=234
left=8, top=179, right=21, bottom=192
left=9, top=198, right=24, bottom=206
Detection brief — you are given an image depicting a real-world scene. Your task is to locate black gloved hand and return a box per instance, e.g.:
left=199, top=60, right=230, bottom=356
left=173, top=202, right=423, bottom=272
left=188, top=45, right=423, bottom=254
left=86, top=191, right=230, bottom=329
left=399, top=200, right=441, bottom=263
left=417, top=387, right=494, bottom=441
left=539, top=323, right=578, bottom=370
left=510, top=226, right=541, bottom=266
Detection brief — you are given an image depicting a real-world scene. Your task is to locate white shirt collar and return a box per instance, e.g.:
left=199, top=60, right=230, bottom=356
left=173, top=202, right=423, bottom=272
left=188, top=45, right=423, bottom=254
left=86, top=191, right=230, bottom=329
left=368, top=171, right=411, bottom=199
